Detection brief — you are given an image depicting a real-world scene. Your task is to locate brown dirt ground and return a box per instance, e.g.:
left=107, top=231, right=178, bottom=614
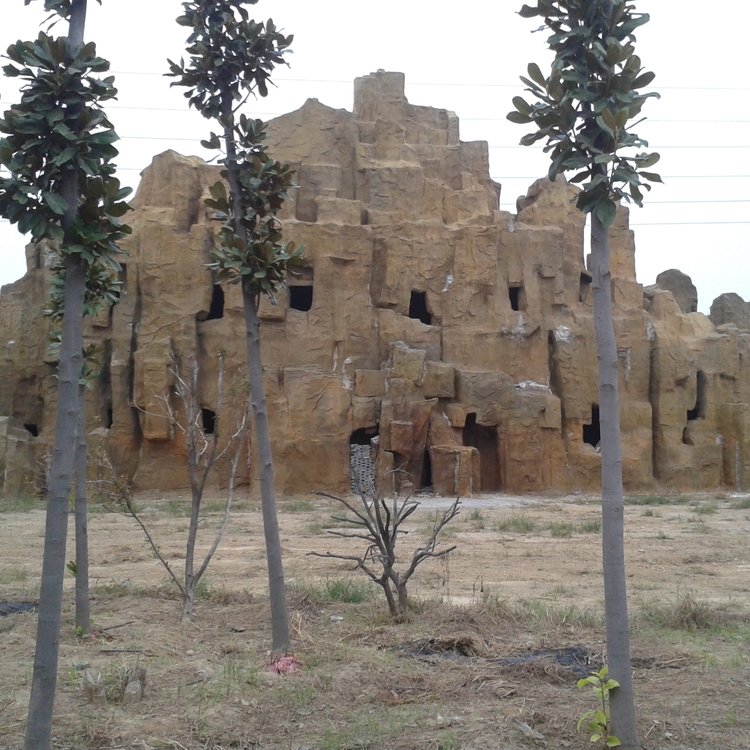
left=0, top=489, right=749, bottom=749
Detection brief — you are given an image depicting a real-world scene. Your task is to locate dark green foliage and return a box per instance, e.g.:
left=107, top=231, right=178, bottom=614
left=0, top=30, right=130, bottom=282
left=508, top=0, right=661, bottom=226
left=166, top=1, right=303, bottom=301
left=24, top=0, right=102, bottom=16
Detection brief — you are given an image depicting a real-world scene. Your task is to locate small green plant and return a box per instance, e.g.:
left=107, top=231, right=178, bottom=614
left=580, top=519, right=601, bottom=533
left=495, top=514, right=538, bottom=533
left=691, top=501, right=717, bottom=515
left=283, top=499, right=316, bottom=513
left=467, top=508, right=485, bottom=528
left=731, top=496, right=750, bottom=509
left=323, top=577, right=374, bottom=604
left=547, top=521, right=574, bottom=538
left=577, top=666, right=621, bottom=748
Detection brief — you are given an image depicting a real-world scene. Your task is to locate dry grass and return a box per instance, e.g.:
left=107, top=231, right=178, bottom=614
left=0, top=493, right=748, bottom=748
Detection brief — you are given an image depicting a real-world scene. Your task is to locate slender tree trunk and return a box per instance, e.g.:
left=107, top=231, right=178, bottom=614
left=590, top=213, right=638, bottom=749
left=241, top=285, right=291, bottom=654
left=74, top=384, right=90, bottom=635
left=219, top=107, right=291, bottom=655
left=25, top=259, right=86, bottom=750
left=25, top=6, right=88, bottom=746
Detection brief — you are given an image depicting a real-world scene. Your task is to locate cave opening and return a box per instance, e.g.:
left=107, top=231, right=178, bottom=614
left=289, top=267, right=314, bottom=312
left=582, top=404, right=601, bottom=448
left=201, top=408, right=216, bottom=435
left=206, top=284, right=225, bottom=320
left=289, top=285, right=314, bottom=312
left=462, top=412, right=501, bottom=491
left=408, top=290, right=432, bottom=325
left=686, top=371, right=707, bottom=421
left=579, top=272, right=592, bottom=303
left=508, top=284, right=526, bottom=312
left=419, top=449, right=432, bottom=490
left=24, top=423, right=39, bottom=437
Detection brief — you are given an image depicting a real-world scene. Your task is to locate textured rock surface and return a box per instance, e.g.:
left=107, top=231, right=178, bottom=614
left=1, top=71, right=749, bottom=498
left=655, top=268, right=698, bottom=313
left=709, top=292, right=750, bottom=331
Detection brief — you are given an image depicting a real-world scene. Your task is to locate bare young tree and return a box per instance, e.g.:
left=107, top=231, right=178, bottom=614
left=101, top=353, right=247, bottom=622
left=310, top=489, right=460, bottom=620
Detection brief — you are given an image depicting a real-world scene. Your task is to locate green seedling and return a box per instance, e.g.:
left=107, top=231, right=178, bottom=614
left=577, top=666, right=621, bottom=748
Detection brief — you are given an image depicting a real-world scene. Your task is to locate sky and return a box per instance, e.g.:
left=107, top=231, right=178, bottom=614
left=1, top=1, right=748, bottom=314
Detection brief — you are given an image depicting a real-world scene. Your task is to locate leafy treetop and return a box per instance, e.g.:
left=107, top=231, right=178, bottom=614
left=0, top=27, right=130, bottom=277
left=508, top=0, right=661, bottom=227
left=167, top=1, right=302, bottom=301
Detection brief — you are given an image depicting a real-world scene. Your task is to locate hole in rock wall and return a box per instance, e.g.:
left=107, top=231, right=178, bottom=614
left=24, top=423, right=39, bottom=437
left=686, top=371, right=706, bottom=421
left=462, top=412, right=501, bottom=491
left=419, top=449, right=432, bottom=490
left=582, top=405, right=600, bottom=448
left=508, top=285, right=526, bottom=312
left=289, top=285, right=313, bottom=312
left=105, top=406, right=113, bottom=429
left=201, top=408, right=216, bottom=435
left=289, top=268, right=314, bottom=312
left=349, top=428, right=378, bottom=494
left=547, top=331, right=562, bottom=399
left=408, top=291, right=432, bottom=325
left=206, top=284, right=225, bottom=320
left=579, top=272, right=592, bottom=303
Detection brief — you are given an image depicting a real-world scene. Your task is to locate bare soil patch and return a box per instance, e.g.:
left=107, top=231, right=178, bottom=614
left=0, top=490, right=749, bottom=749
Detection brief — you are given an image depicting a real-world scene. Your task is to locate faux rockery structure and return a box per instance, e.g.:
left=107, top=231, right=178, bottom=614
left=1, top=71, right=749, bottom=499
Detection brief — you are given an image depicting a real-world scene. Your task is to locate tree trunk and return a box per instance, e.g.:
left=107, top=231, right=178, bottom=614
left=219, top=103, right=291, bottom=655
left=590, top=213, right=638, bottom=749
left=25, top=258, right=86, bottom=750
left=74, top=384, right=90, bottom=635
left=242, top=285, right=291, bottom=654
left=24, top=6, right=88, bottom=746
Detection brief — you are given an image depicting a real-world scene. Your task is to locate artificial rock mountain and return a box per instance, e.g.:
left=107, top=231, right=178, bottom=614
left=1, top=71, right=749, bottom=499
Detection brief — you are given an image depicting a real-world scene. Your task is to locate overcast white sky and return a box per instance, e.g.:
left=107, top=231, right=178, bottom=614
left=1, top=1, right=748, bottom=313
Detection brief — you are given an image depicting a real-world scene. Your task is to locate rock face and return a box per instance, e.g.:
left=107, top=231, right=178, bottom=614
left=655, top=269, right=698, bottom=313
left=1, top=71, right=749, bottom=498
left=709, top=293, right=750, bottom=331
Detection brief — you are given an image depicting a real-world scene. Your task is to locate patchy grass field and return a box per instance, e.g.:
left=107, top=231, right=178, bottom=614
left=0, top=490, right=749, bottom=749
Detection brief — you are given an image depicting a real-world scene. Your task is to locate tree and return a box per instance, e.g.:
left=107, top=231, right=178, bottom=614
left=0, top=1, right=130, bottom=746
left=508, top=2, right=661, bottom=747
left=167, top=0, right=302, bottom=657
left=105, top=354, right=248, bottom=622
left=310, top=490, right=460, bottom=620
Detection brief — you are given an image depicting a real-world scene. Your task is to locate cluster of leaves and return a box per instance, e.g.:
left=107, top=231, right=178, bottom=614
left=166, top=1, right=302, bottom=300
left=0, top=30, right=131, bottom=273
left=577, top=666, right=621, bottom=747
left=24, top=0, right=102, bottom=16
left=507, top=0, right=661, bottom=226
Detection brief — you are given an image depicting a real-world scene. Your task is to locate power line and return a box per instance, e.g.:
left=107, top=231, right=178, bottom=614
left=108, top=71, right=750, bottom=94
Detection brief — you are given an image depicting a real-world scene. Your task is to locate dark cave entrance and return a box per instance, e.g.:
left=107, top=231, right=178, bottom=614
left=409, top=290, right=432, bottom=325
left=582, top=404, right=601, bottom=448
left=201, top=408, right=216, bottom=435
left=462, top=412, right=501, bottom=491
left=419, top=449, right=433, bottom=490
left=508, top=284, right=526, bottom=312
left=206, top=284, right=225, bottom=320
left=289, top=268, right=314, bottom=312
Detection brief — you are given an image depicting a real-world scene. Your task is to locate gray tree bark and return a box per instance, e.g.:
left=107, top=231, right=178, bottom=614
left=24, top=4, right=88, bottom=747
left=590, top=212, right=638, bottom=749
left=220, top=109, right=291, bottom=655
left=242, top=285, right=291, bottom=654
left=25, top=256, right=86, bottom=750
left=74, top=384, right=90, bottom=635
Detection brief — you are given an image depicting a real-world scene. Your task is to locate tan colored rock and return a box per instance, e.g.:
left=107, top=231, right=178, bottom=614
left=1, top=70, right=749, bottom=501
